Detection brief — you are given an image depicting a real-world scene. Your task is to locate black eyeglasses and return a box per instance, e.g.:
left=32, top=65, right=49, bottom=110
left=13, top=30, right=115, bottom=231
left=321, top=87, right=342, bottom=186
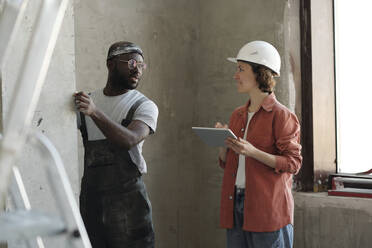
left=116, top=59, right=147, bottom=70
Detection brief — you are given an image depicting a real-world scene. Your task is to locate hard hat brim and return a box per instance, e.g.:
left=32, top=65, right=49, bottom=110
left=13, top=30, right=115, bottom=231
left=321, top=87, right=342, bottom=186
left=226, top=56, right=280, bottom=77
left=227, top=57, right=237, bottom=63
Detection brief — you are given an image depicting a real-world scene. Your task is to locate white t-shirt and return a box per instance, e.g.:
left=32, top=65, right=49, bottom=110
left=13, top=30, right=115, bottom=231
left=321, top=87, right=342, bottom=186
left=235, top=111, right=255, bottom=188
left=84, top=89, right=159, bottom=173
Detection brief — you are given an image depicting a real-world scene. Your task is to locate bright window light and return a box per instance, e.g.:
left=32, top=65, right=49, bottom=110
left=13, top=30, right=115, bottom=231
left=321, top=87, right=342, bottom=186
left=334, top=0, right=372, bottom=173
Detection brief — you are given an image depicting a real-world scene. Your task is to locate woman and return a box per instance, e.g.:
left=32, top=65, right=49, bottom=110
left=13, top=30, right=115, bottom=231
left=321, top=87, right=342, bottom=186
left=215, top=41, right=302, bottom=248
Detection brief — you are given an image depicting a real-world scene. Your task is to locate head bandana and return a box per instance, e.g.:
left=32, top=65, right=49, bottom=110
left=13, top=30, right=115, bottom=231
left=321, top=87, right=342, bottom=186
left=107, top=44, right=144, bottom=60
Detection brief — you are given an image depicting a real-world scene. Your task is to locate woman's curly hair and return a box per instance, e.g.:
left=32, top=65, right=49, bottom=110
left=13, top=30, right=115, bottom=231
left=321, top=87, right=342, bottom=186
left=249, top=62, right=276, bottom=93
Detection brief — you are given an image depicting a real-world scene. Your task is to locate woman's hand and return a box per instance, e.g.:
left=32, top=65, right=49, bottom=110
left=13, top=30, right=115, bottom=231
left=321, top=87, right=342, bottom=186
left=225, top=137, right=257, bottom=157
left=215, top=122, right=228, bottom=129
left=215, top=122, right=228, bottom=162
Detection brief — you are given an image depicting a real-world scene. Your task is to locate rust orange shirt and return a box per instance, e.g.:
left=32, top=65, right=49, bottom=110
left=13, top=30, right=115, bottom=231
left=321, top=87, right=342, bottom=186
left=219, top=93, right=302, bottom=232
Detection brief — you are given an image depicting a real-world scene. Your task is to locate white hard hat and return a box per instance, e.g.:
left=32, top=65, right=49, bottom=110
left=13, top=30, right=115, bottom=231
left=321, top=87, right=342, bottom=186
left=227, top=40, right=281, bottom=76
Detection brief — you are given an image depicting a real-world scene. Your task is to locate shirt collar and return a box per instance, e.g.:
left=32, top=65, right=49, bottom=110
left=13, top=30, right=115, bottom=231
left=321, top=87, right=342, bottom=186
left=242, top=93, right=276, bottom=115
left=261, top=93, right=276, bottom=112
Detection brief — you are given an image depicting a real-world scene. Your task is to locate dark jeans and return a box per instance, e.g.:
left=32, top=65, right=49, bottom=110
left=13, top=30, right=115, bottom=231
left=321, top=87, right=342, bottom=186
left=80, top=177, right=154, bottom=248
left=226, top=188, right=293, bottom=248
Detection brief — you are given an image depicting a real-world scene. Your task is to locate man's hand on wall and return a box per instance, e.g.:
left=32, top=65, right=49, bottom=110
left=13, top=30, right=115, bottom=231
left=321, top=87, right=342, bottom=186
left=74, top=91, right=96, bottom=116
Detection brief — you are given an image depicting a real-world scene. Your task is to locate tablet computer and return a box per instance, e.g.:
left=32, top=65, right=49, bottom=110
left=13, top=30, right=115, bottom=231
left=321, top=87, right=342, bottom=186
left=192, top=127, right=237, bottom=147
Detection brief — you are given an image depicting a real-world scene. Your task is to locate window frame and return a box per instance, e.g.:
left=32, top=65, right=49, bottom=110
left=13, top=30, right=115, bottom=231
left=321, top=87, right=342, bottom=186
left=298, top=0, right=372, bottom=192
left=297, top=0, right=337, bottom=191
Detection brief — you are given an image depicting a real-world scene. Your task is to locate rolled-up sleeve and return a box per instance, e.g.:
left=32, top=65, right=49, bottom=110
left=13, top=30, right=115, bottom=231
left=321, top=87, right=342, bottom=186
left=274, top=111, right=302, bottom=174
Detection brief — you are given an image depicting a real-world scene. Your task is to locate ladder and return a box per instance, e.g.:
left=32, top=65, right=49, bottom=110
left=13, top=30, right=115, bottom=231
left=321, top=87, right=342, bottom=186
left=0, top=0, right=91, bottom=247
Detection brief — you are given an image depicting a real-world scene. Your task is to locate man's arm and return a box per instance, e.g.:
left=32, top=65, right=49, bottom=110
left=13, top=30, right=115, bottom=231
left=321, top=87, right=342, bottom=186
left=74, top=91, right=150, bottom=150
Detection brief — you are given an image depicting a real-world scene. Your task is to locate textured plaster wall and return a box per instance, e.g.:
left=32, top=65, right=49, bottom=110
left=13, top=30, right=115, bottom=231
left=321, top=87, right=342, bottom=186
left=1, top=1, right=78, bottom=247
left=74, top=0, right=301, bottom=247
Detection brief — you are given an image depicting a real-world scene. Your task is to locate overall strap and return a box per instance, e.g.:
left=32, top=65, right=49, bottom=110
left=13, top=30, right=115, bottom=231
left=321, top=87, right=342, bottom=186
left=79, top=112, right=88, bottom=142
left=121, top=96, right=148, bottom=127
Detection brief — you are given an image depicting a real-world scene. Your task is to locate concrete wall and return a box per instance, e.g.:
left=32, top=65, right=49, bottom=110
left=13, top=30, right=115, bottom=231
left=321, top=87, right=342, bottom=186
left=294, top=193, right=372, bottom=248
left=1, top=1, right=78, bottom=247
left=74, top=0, right=301, bottom=247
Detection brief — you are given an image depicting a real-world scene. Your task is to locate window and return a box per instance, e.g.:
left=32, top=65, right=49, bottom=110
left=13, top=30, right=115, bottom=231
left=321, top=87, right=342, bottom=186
left=334, top=0, right=372, bottom=173
left=298, top=0, right=372, bottom=191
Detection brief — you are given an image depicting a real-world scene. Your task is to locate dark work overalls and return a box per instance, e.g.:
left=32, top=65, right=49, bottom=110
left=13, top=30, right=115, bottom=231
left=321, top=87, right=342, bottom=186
left=79, top=97, right=154, bottom=248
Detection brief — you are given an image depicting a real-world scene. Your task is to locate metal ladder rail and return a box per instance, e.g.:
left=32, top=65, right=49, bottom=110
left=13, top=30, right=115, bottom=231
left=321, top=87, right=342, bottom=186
left=0, top=132, right=92, bottom=248
left=9, top=167, right=47, bottom=248
left=0, top=1, right=91, bottom=247
left=0, top=1, right=43, bottom=246
left=31, top=131, right=91, bottom=248
left=0, top=133, right=47, bottom=248
left=0, top=0, right=70, bottom=210
left=0, top=0, right=30, bottom=67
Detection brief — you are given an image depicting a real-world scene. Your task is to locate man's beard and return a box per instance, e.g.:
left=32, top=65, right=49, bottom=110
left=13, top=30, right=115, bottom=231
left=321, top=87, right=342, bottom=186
left=111, top=66, right=138, bottom=90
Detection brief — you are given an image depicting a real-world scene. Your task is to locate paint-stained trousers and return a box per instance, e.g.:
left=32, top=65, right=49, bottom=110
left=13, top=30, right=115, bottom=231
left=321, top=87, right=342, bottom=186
left=80, top=177, right=155, bottom=248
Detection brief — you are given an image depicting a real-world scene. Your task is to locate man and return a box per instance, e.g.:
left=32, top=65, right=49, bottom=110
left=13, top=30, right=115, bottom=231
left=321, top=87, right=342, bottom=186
left=74, top=41, right=158, bottom=248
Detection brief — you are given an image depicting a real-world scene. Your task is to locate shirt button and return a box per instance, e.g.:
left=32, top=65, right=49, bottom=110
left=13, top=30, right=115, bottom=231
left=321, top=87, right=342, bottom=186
left=229, top=195, right=233, bottom=200
left=241, top=128, right=244, bottom=132
left=232, top=173, right=236, bottom=177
